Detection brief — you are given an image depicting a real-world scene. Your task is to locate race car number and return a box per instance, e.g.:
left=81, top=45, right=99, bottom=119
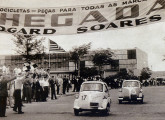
left=82, top=95, right=87, bottom=100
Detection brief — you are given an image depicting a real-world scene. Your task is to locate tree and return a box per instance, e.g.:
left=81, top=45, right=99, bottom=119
left=69, top=43, right=91, bottom=76
left=140, top=67, right=152, bottom=80
left=12, top=34, right=45, bottom=63
left=80, top=67, right=98, bottom=78
left=92, top=48, right=114, bottom=76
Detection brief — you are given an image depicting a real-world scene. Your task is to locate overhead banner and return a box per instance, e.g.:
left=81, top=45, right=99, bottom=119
left=0, top=0, right=165, bottom=35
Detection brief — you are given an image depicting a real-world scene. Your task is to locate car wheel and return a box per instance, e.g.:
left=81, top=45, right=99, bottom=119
left=140, top=98, right=143, bottom=104
left=102, top=104, right=110, bottom=116
left=119, top=100, right=122, bottom=104
left=74, top=109, right=79, bottom=116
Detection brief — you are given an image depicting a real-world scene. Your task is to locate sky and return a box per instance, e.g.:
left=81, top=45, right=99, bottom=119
left=0, top=0, right=165, bottom=71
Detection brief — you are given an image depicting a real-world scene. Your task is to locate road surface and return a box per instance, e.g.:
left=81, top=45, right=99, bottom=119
left=2, top=86, right=165, bottom=120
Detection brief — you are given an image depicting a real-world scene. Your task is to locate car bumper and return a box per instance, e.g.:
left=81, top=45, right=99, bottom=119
left=73, top=107, right=107, bottom=111
left=74, top=98, right=111, bottom=111
left=118, top=97, right=143, bottom=101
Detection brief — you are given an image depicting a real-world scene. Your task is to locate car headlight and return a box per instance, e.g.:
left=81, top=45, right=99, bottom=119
left=75, top=94, right=79, bottom=99
left=119, top=89, right=122, bottom=92
left=131, top=89, right=136, bottom=94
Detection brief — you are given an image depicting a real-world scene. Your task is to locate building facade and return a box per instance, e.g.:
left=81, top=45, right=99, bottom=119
left=80, top=47, right=148, bottom=77
left=113, top=47, right=148, bottom=76
left=0, top=47, right=148, bottom=78
left=0, top=53, right=74, bottom=77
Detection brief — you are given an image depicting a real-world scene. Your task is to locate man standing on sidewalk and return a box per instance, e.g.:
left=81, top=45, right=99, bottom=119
left=13, top=72, right=28, bottom=114
left=49, top=76, right=57, bottom=100
left=0, top=73, right=16, bottom=117
left=63, top=76, right=68, bottom=94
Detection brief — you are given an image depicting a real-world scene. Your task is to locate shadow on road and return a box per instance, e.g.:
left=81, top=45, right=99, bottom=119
left=35, top=112, right=73, bottom=115
left=119, top=101, right=147, bottom=105
left=76, top=111, right=110, bottom=117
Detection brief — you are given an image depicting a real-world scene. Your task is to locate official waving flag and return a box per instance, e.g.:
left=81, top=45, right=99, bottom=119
left=49, top=39, right=66, bottom=53
left=23, top=62, right=38, bottom=72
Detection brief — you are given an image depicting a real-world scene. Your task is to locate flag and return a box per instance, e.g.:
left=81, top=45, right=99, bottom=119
left=23, top=62, right=38, bottom=72
left=49, top=39, right=66, bottom=53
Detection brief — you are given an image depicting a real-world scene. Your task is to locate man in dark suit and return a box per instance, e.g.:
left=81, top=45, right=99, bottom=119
left=49, top=76, right=57, bottom=100
left=63, top=76, right=68, bottom=94
left=0, top=73, right=16, bottom=117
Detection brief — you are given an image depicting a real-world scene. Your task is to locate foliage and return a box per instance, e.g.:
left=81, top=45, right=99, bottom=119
left=69, top=42, right=91, bottom=76
left=92, top=48, right=114, bottom=75
left=140, top=67, right=152, bottom=80
left=69, top=42, right=91, bottom=62
left=12, top=34, right=45, bottom=61
left=80, top=67, right=98, bottom=78
left=104, top=69, right=138, bottom=87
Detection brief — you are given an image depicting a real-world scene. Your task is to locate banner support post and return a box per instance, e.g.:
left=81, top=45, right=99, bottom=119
left=49, top=51, right=50, bottom=68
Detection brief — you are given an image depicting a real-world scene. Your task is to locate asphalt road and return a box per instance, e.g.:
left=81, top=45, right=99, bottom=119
left=2, top=86, right=165, bottom=120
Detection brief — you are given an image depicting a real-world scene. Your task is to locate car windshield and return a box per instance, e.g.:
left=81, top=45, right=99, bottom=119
left=123, top=81, right=139, bottom=87
left=81, top=83, right=103, bottom=92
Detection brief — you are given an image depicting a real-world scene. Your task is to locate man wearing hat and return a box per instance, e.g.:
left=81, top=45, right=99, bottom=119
left=0, top=73, right=16, bottom=117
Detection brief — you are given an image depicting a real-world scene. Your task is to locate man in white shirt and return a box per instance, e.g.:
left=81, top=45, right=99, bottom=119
left=13, top=64, right=22, bottom=75
left=57, top=74, right=63, bottom=95
left=43, top=76, right=49, bottom=101
left=5, top=65, right=11, bottom=75
left=2, top=64, right=6, bottom=74
left=13, top=72, right=28, bottom=114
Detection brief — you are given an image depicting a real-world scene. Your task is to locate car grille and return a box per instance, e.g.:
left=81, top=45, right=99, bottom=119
left=131, top=95, right=137, bottom=100
left=90, top=102, right=99, bottom=107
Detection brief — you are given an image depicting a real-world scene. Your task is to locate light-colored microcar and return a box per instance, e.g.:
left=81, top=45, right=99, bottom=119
left=118, top=80, right=144, bottom=104
left=73, top=81, right=111, bottom=116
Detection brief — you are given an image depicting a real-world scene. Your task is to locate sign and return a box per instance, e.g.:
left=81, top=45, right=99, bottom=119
left=0, top=0, right=164, bottom=35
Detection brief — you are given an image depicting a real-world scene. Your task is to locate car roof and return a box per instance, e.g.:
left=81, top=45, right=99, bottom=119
left=82, top=81, right=105, bottom=84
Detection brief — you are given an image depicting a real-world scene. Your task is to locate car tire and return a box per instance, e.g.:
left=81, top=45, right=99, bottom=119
left=140, top=98, right=143, bottom=104
left=74, top=109, right=79, bottom=116
left=102, top=104, right=110, bottom=116
left=119, top=100, right=122, bottom=104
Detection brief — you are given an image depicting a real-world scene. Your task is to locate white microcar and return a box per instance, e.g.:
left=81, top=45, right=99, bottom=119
left=118, top=80, right=144, bottom=104
left=73, top=81, right=111, bottom=116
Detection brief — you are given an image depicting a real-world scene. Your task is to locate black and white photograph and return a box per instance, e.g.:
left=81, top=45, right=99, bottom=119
left=0, top=0, right=165, bottom=120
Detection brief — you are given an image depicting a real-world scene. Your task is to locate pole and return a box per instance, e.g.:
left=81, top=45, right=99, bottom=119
left=48, top=39, right=50, bottom=68
left=42, top=46, right=44, bottom=67
left=49, top=51, right=50, bottom=68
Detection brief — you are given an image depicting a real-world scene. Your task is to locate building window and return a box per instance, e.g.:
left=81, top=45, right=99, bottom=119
left=58, top=62, right=62, bottom=68
left=111, top=60, right=119, bottom=70
left=127, top=50, right=136, bottom=59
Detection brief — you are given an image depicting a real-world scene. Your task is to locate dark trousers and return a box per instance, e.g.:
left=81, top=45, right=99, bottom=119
left=22, top=86, right=27, bottom=101
left=13, top=89, right=22, bottom=113
left=40, top=87, right=44, bottom=101
left=51, top=87, right=57, bottom=99
left=43, top=86, right=48, bottom=101
left=26, top=86, right=32, bottom=103
left=35, top=90, right=40, bottom=102
left=0, top=96, right=7, bottom=117
left=32, top=89, right=36, bottom=100
left=57, top=86, right=59, bottom=95
left=73, top=83, right=77, bottom=92
left=67, top=84, right=70, bottom=92
left=63, top=84, right=67, bottom=94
